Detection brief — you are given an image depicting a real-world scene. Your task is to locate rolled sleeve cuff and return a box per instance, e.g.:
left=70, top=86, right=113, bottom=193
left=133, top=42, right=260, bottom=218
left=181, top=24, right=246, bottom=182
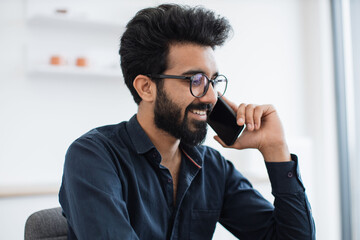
left=265, top=154, right=305, bottom=194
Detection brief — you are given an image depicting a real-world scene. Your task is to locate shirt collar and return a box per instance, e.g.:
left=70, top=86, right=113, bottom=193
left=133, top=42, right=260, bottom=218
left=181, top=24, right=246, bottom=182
left=126, top=114, right=156, bottom=154
left=180, top=143, right=203, bottom=169
left=126, top=114, right=203, bottom=168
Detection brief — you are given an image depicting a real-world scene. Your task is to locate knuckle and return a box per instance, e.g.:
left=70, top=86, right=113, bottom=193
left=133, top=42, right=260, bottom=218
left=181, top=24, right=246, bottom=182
left=254, top=106, right=262, bottom=114
left=267, top=104, right=275, bottom=110
left=238, top=104, right=246, bottom=115
left=239, top=103, right=247, bottom=109
left=246, top=104, right=255, bottom=109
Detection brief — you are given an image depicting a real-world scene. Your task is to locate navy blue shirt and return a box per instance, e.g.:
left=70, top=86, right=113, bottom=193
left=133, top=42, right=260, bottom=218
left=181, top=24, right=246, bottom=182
left=59, top=115, right=315, bottom=239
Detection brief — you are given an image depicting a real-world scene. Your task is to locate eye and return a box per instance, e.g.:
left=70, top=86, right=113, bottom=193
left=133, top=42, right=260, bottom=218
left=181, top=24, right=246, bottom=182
left=191, top=73, right=205, bottom=87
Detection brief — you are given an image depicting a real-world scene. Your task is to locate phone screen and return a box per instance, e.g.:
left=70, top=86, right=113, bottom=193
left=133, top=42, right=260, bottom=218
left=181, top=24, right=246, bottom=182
left=207, top=97, right=245, bottom=146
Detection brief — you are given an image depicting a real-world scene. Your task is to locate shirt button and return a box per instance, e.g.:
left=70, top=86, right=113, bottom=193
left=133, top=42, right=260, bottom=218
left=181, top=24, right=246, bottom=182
left=287, top=172, right=293, bottom=178
left=168, top=178, right=172, bottom=183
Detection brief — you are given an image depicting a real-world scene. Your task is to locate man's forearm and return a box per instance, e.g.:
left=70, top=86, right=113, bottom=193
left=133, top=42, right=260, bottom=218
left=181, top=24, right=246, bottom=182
left=266, top=155, right=315, bottom=239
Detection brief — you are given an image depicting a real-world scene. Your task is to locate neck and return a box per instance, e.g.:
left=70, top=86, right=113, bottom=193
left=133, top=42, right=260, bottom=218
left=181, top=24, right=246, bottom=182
left=137, top=103, right=184, bottom=206
left=137, top=109, right=181, bottom=164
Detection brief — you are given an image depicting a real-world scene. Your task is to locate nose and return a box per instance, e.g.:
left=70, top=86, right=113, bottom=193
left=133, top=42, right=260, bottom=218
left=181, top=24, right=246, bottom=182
left=198, top=83, right=217, bottom=105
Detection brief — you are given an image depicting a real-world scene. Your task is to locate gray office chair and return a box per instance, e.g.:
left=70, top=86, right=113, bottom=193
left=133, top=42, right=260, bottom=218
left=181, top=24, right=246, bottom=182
left=24, top=207, right=68, bottom=240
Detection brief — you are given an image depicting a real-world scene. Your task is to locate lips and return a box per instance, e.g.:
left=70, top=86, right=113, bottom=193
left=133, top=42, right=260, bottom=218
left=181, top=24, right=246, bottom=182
left=186, top=104, right=213, bottom=122
left=189, top=109, right=207, bottom=116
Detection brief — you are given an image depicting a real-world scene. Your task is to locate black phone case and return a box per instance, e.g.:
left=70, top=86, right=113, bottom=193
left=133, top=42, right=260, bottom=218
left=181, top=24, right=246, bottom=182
left=207, top=97, right=245, bottom=146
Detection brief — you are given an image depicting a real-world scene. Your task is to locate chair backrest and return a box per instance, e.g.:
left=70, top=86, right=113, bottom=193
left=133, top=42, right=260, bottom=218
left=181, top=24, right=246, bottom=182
left=24, top=207, right=68, bottom=240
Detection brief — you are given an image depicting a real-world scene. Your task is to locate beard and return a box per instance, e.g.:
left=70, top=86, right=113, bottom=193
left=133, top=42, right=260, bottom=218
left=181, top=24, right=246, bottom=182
left=154, top=84, right=211, bottom=146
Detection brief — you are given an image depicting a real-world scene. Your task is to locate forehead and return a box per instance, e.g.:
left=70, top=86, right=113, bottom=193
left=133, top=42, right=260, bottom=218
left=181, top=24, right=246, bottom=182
left=165, top=43, right=218, bottom=75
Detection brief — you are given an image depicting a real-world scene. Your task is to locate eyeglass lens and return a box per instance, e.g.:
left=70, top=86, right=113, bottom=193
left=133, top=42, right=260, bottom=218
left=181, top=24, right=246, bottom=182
left=190, top=73, right=227, bottom=97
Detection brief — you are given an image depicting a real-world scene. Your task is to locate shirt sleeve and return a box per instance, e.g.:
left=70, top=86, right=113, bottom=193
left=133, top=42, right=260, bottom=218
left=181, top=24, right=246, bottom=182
left=219, top=154, right=315, bottom=240
left=59, top=136, right=140, bottom=240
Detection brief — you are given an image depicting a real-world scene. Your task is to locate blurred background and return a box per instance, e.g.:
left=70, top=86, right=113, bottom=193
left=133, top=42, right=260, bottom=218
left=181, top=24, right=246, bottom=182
left=0, top=0, right=359, bottom=239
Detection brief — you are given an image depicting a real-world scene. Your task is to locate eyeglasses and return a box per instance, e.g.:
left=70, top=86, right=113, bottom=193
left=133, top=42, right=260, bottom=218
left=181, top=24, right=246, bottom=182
left=147, top=73, right=228, bottom=98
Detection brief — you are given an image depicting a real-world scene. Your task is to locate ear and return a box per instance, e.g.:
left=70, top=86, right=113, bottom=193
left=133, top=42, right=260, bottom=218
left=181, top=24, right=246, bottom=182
left=133, top=75, right=156, bottom=103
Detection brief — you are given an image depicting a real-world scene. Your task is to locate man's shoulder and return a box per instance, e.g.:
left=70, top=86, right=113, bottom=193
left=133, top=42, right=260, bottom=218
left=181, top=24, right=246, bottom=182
left=69, top=120, right=132, bottom=153
left=80, top=122, right=126, bottom=141
left=65, top=120, right=135, bottom=165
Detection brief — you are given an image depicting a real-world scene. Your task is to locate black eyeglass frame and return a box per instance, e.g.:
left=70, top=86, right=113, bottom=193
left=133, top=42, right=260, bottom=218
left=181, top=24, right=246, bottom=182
left=147, top=73, right=228, bottom=98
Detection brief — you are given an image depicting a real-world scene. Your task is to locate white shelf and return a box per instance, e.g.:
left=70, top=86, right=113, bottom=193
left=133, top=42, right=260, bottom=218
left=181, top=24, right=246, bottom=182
left=27, top=14, right=125, bottom=32
left=0, top=183, right=59, bottom=198
left=28, top=65, right=122, bottom=79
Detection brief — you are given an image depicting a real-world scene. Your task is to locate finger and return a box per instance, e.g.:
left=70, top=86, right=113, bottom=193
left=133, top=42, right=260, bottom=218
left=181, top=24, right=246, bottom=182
left=237, top=103, right=246, bottom=125
left=213, top=135, right=230, bottom=148
left=245, top=104, right=256, bottom=131
left=219, top=95, right=238, bottom=113
left=253, top=105, right=264, bottom=130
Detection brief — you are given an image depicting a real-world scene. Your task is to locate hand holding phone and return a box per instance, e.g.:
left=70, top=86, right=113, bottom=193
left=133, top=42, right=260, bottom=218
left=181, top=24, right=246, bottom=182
left=207, top=97, right=245, bottom=146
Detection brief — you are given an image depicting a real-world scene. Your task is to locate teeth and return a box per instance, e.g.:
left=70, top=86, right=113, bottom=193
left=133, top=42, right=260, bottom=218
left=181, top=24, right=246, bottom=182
left=191, top=110, right=206, bottom=115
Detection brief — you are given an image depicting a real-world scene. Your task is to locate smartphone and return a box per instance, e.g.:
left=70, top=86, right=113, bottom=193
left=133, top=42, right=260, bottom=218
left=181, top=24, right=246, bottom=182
left=207, top=97, right=245, bottom=146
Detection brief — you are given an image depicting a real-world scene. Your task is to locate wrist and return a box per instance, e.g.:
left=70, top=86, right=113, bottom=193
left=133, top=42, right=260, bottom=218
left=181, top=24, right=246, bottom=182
left=259, top=143, right=291, bottom=162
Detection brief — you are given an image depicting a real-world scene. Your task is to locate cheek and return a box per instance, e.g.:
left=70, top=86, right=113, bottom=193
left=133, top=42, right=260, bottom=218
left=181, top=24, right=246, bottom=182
left=175, top=98, right=195, bottom=121
left=165, top=83, right=195, bottom=110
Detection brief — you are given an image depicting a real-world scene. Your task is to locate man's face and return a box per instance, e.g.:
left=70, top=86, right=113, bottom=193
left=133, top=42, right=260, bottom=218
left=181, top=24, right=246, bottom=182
left=153, top=43, right=218, bottom=146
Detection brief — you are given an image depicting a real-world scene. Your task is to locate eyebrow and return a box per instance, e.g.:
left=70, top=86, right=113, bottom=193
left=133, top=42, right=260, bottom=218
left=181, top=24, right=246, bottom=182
left=181, top=70, right=219, bottom=78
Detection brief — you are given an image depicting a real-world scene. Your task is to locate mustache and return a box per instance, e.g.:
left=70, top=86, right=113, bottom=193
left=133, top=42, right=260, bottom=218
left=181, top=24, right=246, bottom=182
left=186, top=103, right=213, bottom=113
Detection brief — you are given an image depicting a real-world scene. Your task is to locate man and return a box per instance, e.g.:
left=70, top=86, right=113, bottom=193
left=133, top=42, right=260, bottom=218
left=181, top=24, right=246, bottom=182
left=59, top=4, right=315, bottom=239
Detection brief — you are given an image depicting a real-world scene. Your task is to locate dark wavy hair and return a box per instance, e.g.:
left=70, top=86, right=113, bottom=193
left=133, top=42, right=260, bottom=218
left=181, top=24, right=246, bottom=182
left=119, top=4, right=232, bottom=104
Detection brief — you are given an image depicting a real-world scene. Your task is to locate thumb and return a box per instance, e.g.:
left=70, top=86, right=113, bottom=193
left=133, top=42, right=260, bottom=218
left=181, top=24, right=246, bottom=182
left=214, top=130, right=253, bottom=150
left=213, top=135, right=231, bottom=148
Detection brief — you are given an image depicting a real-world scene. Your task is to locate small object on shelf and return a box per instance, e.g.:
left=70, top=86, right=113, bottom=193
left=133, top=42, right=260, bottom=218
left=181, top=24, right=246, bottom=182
left=76, top=57, right=88, bottom=67
left=28, top=65, right=122, bottom=78
left=55, top=9, right=68, bottom=15
left=50, top=55, right=66, bottom=66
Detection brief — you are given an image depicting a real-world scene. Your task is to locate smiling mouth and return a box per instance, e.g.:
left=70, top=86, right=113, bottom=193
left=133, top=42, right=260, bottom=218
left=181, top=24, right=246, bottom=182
left=189, top=109, right=207, bottom=116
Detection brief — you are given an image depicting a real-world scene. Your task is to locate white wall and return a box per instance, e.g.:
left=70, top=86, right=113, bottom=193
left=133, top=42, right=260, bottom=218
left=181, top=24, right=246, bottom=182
left=0, top=0, right=340, bottom=239
left=0, top=195, right=59, bottom=240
